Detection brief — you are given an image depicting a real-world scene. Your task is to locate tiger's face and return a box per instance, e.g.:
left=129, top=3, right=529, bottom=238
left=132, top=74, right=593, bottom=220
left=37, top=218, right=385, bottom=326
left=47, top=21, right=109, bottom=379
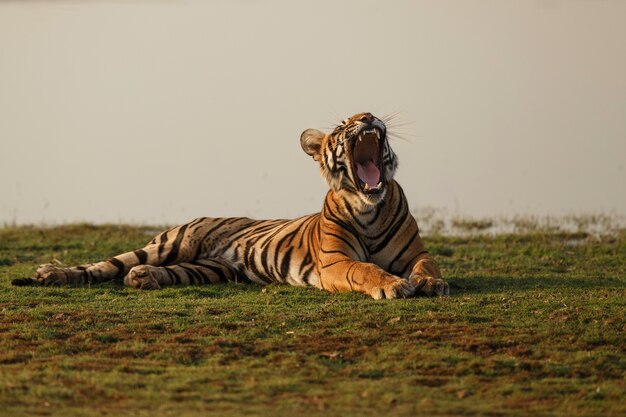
left=301, top=112, right=398, bottom=205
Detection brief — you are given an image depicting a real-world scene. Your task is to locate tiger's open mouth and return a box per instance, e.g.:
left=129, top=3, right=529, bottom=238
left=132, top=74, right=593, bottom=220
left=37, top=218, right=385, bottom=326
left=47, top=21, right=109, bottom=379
left=352, top=127, right=384, bottom=194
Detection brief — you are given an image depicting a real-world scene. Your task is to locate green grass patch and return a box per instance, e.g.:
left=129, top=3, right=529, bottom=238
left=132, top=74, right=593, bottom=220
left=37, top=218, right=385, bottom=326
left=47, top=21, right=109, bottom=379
left=0, top=224, right=624, bottom=416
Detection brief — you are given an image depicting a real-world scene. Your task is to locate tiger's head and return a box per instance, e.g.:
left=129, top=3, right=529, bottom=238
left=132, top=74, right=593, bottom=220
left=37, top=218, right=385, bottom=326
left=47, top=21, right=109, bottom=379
left=301, top=112, right=398, bottom=206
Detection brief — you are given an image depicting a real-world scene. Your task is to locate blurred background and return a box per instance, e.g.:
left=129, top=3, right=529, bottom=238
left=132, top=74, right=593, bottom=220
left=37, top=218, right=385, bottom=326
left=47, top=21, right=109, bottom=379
left=1, top=0, right=625, bottom=226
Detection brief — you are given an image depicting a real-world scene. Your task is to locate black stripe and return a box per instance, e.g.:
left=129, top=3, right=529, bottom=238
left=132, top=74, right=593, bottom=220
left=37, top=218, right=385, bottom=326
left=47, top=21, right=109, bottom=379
left=206, top=264, right=229, bottom=283
left=134, top=249, right=148, bottom=264
left=321, top=258, right=351, bottom=269
left=188, top=217, right=208, bottom=229
left=82, top=270, right=90, bottom=285
left=194, top=261, right=229, bottom=283
left=270, top=228, right=301, bottom=277
left=244, top=244, right=272, bottom=284
left=370, top=210, right=410, bottom=254
left=323, top=231, right=361, bottom=257
left=323, top=146, right=330, bottom=169
left=297, top=216, right=319, bottom=249
left=366, top=202, right=384, bottom=227
left=331, top=144, right=339, bottom=171
left=367, top=193, right=406, bottom=241
left=279, top=247, right=294, bottom=280
left=325, top=218, right=367, bottom=256
left=157, top=231, right=170, bottom=261
left=345, top=263, right=356, bottom=290
left=227, top=220, right=282, bottom=245
left=301, top=264, right=315, bottom=284
left=162, top=224, right=189, bottom=265
left=164, top=267, right=181, bottom=285
left=109, top=257, right=126, bottom=278
left=178, top=264, right=206, bottom=285
left=323, top=200, right=360, bottom=238
left=191, top=265, right=212, bottom=284
left=259, top=221, right=297, bottom=250
left=193, top=218, right=239, bottom=259
left=319, top=247, right=351, bottom=257
left=259, top=244, right=273, bottom=277
left=387, top=229, right=420, bottom=272
left=342, top=199, right=367, bottom=229
left=233, top=223, right=268, bottom=240
left=397, top=250, right=429, bottom=277
left=324, top=215, right=359, bottom=241
left=298, top=251, right=312, bottom=274
left=344, top=193, right=377, bottom=218
left=235, top=268, right=253, bottom=284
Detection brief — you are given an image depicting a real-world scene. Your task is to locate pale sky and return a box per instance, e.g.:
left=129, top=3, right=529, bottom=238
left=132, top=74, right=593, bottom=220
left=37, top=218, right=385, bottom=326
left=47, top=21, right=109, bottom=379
left=1, top=0, right=625, bottom=225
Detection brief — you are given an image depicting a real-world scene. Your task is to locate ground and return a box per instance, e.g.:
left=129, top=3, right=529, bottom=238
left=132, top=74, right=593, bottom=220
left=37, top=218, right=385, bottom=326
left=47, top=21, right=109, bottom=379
left=0, top=224, right=624, bottom=416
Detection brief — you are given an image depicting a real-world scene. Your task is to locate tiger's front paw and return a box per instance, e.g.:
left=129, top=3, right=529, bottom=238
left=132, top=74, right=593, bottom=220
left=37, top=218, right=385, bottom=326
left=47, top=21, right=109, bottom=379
left=411, top=276, right=449, bottom=297
left=124, top=265, right=161, bottom=290
left=370, top=277, right=415, bottom=300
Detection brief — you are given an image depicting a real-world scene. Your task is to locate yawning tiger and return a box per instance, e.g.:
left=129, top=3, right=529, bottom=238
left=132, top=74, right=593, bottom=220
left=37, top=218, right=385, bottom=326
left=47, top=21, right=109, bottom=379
left=13, top=112, right=449, bottom=299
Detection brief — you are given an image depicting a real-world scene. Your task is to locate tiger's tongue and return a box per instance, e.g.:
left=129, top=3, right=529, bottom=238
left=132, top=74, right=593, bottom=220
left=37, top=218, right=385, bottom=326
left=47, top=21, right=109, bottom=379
left=357, top=161, right=380, bottom=187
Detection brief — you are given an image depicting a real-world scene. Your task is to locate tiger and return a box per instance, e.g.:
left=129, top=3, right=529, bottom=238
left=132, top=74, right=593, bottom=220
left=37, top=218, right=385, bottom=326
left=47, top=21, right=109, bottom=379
left=12, top=112, right=448, bottom=299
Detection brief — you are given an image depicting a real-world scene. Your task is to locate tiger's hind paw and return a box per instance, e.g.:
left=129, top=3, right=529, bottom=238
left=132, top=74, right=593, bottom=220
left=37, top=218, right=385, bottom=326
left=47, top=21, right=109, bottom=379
left=36, top=264, right=69, bottom=286
left=124, top=265, right=161, bottom=290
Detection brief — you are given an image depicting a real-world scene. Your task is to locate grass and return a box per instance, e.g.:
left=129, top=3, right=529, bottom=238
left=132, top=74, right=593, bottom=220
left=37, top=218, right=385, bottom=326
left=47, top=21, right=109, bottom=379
left=0, top=224, right=625, bottom=416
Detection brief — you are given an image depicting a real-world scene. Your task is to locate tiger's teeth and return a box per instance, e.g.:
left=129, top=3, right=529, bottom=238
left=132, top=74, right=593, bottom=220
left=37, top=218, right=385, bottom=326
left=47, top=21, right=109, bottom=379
left=375, top=130, right=380, bottom=139
left=362, top=182, right=383, bottom=191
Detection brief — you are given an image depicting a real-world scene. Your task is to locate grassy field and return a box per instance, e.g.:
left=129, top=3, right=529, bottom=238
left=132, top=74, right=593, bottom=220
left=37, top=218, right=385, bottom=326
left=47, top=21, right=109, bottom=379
left=0, top=224, right=624, bottom=416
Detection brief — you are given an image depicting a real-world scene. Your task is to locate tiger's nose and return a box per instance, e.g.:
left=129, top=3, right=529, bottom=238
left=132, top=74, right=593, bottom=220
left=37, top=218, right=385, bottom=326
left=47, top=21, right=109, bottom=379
left=359, top=113, right=374, bottom=124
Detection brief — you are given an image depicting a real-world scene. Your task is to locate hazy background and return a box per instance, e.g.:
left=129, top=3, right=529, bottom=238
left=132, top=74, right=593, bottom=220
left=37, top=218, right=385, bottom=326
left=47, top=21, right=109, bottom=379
left=1, top=0, right=625, bottom=226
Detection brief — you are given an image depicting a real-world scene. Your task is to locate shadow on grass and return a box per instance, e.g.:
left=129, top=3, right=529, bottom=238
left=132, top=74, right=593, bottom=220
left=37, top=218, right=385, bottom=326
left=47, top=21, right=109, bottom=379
left=157, top=282, right=268, bottom=298
left=6, top=279, right=287, bottom=298
left=448, top=275, right=625, bottom=294
left=8, top=275, right=624, bottom=298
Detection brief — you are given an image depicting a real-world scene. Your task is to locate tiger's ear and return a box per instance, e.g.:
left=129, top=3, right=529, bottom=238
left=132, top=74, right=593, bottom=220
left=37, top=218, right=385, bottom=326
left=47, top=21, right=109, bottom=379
left=300, top=129, right=325, bottom=161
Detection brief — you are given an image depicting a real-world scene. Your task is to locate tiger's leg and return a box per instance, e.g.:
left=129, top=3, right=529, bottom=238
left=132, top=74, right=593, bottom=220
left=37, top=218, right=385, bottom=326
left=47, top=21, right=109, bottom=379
left=319, top=260, right=416, bottom=300
left=12, top=247, right=147, bottom=287
left=15, top=244, right=167, bottom=287
left=13, top=220, right=207, bottom=287
left=123, top=258, right=241, bottom=290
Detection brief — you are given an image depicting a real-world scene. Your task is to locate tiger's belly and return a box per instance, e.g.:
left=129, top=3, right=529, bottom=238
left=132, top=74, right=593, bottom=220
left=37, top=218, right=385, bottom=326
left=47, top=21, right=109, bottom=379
left=242, top=256, right=320, bottom=287
left=226, top=243, right=320, bottom=287
left=207, top=216, right=321, bottom=288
